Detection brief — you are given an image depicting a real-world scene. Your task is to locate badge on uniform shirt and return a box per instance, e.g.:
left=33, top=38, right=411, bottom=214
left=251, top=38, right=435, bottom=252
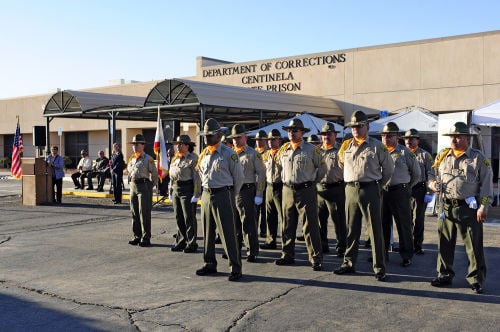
left=231, top=154, right=238, bottom=161
left=484, top=158, right=490, bottom=166
left=256, top=153, right=262, bottom=160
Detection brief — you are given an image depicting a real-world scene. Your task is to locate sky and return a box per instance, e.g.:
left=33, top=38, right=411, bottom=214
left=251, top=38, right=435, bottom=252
left=1, top=0, right=499, bottom=99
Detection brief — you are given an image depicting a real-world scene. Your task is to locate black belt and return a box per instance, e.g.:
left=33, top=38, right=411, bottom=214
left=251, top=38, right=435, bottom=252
left=320, top=181, right=345, bottom=189
left=444, top=198, right=467, bottom=207
left=268, top=182, right=283, bottom=190
left=413, top=182, right=427, bottom=188
left=241, top=183, right=255, bottom=189
left=176, top=180, right=194, bottom=186
left=203, top=186, right=233, bottom=194
left=284, top=181, right=314, bottom=191
left=133, top=178, right=151, bottom=184
left=346, top=181, right=378, bottom=188
left=387, top=183, right=408, bottom=191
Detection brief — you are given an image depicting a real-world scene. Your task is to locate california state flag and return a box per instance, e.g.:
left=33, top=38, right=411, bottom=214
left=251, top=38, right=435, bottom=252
left=154, top=107, right=169, bottom=181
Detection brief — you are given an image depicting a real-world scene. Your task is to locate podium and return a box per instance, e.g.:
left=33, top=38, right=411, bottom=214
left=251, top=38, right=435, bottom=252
left=21, top=158, right=53, bottom=205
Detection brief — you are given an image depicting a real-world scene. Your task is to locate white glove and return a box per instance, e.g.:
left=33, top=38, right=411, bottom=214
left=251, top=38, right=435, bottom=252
left=190, top=196, right=199, bottom=203
left=465, top=196, right=478, bottom=209
left=424, top=194, right=433, bottom=203
left=168, top=194, right=172, bottom=202
left=254, top=196, right=263, bottom=206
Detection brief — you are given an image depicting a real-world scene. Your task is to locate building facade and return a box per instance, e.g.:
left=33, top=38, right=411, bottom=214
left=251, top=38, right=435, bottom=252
left=1, top=30, right=499, bottom=166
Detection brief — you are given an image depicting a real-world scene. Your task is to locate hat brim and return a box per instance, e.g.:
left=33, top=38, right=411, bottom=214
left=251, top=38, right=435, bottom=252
left=318, top=130, right=340, bottom=135
left=402, top=135, right=419, bottom=138
left=198, top=126, right=227, bottom=136
left=378, top=131, right=402, bottom=135
left=226, top=133, right=246, bottom=139
left=345, top=121, right=368, bottom=128
left=442, top=132, right=472, bottom=136
left=129, top=141, right=146, bottom=144
left=282, top=126, right=311, bottom=133
left=172, top=141, right=196, bottom=146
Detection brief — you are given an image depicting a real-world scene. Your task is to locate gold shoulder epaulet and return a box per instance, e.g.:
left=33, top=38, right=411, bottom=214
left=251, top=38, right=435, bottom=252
left=338, top=138, right=353, bottom=162
left=433, top=148, right=451, bottom=168
left=276, top=142, right=290, bottom=160
left=195, top=147, right=208, bottom=172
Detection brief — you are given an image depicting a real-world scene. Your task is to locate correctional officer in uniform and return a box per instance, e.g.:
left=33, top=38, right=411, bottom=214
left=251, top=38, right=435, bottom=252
left=228, top=124, right=266, bottom=262
left=253, top=130, right=269, bottom=238
left=403, top=128, right=433, bottom=255
left=317, top=122, right=347, bottom=256
left=275, top=118, right=326, bottom=271
left=195, top=118, right=244, bottom=281
left=334, top=110, right=394, bottom=281
left=127, top=134, right=158, bottom=247
left=429, top=122, right=492, bottom=294
left=380, top=122, right=420, bottom=267
left=307, top=134, right=322, bottom=147
left=260, top=129, right=283, bottom=250
left=169, top=135, right=201, bottom=253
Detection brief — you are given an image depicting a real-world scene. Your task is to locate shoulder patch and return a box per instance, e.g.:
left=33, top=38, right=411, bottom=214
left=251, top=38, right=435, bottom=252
left=231, top=153, right=238, bottom=161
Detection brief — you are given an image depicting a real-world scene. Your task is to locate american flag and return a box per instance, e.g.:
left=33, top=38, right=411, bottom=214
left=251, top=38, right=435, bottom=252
left=11, top=119, right=23, bottom=179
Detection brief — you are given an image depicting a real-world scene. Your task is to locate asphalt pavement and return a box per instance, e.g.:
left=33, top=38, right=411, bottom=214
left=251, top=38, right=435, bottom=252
left=0, top=174, right=499, bottom=331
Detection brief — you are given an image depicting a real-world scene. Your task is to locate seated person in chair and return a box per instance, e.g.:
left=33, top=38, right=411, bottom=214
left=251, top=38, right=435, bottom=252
left=93, top=150, right=110, bottom=192
left=71, top=150, right=93, bottom=189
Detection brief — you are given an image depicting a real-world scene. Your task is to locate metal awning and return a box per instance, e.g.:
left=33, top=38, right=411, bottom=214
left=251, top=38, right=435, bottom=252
left=43, top=90, right=145, bottom=119
left=43, top=79, right=343, bottom=123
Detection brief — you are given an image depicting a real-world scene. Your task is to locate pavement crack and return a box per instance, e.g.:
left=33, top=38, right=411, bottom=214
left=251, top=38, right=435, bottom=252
left=0, top=235, right=11, bottom=244
left=228, top=274, right=328, bottom=331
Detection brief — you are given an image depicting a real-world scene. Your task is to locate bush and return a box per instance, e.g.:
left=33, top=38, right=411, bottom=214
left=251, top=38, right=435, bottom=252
left=0, top=157, right=11, bottom=168
left=63, top=156, right=74, bottom=169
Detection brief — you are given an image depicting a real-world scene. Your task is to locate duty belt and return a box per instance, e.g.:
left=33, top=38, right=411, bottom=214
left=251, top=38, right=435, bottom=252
left=176, top=180, right=194, bottom=186
left=241, top=183, right=255, bottom=189
left=133, top=178, right=151, bottom=184
left=320, top=181, right=345, bottom=189
left=387, top=183, right=408, bottom=191
left=203, top=186, right=234, bottom=194
left=284, top=181, right=314, bottom=190
left=444, top=198, right=467, bottom=207
left=346, top=181, right=378, bottom=188
left=413, top=181, right=427, bottom=188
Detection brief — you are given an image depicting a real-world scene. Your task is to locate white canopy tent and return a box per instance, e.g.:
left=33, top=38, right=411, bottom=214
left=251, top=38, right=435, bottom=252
left=471, top=100, right=500, bottom=126
left=369, top=107, right=438, bottom=133
left=246, top=113, right=345, bottom=138
left=471, top=99, right=500, bottom=204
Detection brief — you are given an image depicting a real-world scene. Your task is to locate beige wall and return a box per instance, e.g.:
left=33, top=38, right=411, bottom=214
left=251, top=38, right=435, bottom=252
left=1, top=30, right=500, bottom=158
left=195, top=30, right=500, bottom=115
